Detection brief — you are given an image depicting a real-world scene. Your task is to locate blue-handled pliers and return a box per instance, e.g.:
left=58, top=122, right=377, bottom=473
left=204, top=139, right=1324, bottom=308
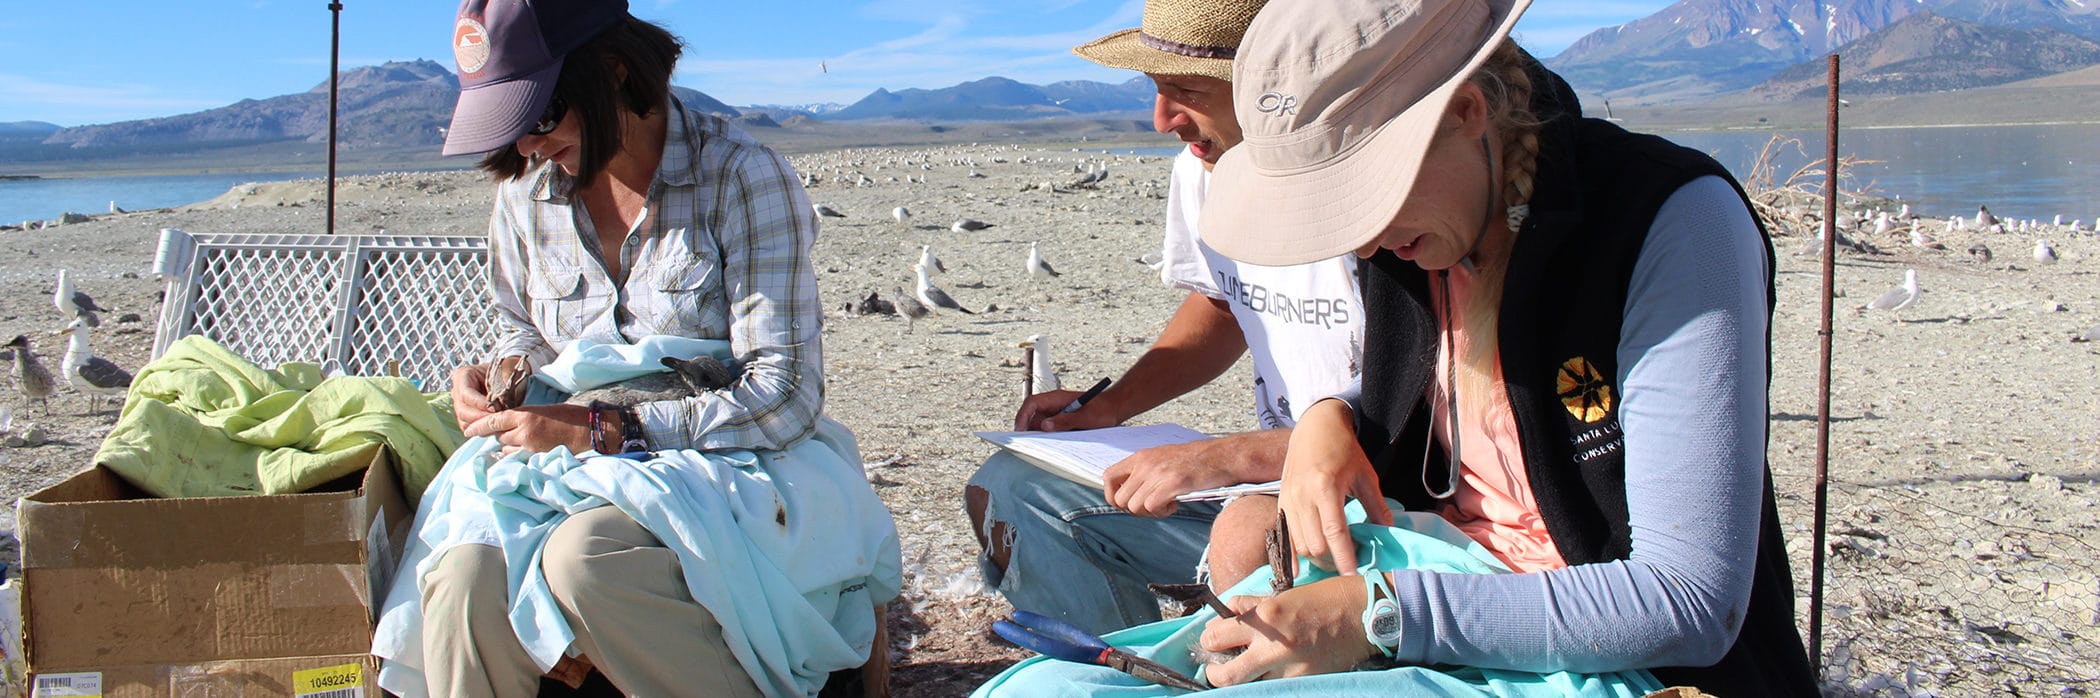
left=992, top=610, right=1207, bottom=691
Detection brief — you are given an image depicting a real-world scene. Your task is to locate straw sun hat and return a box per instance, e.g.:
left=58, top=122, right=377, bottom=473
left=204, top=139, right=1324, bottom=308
left=1200, top=0, right=1533, bottom=267
left=1072, top=0, right=1269, bottom=82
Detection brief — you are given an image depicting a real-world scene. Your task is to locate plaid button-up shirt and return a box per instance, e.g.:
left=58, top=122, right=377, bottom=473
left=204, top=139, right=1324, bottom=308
left=485, top=99, right=823, bottom=452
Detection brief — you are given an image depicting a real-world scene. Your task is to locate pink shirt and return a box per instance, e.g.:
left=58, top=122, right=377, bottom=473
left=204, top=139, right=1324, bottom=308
left=1428, top=266, right=1569, bottom=573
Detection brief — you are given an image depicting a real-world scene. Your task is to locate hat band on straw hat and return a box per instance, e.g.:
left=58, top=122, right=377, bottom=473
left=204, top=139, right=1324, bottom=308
left=1138, top=32, right=1237, bottom=59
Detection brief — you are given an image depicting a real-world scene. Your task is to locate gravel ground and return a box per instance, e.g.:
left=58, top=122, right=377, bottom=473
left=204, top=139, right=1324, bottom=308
left=0, top=138, right=2094, bottom=695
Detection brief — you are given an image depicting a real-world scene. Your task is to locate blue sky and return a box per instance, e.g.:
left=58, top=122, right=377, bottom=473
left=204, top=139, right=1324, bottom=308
left=0, top=1, right=1675, bottom=127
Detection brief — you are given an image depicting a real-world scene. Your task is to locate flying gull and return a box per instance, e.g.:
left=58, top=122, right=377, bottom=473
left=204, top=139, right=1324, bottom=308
left=54, top=269, right=106, bottom=328
left=1027, top=242, right=1061, bottom=279
left=915, top=262, right=975, bottom=315
left=1866, top=268, right=1920, bottom=315
left=3, top=334, right=56, bottom=413
left=57, top=321, right=131, bottom=414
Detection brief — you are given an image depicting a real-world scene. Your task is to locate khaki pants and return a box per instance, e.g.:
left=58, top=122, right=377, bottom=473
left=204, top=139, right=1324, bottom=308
left=419, top=507, right=765, bottom=698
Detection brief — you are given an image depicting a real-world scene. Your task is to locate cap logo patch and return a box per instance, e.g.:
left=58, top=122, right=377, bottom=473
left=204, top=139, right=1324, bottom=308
left=454, top=17, right=491, bottom=75
left=1256, top=92, right=1298, bottom=117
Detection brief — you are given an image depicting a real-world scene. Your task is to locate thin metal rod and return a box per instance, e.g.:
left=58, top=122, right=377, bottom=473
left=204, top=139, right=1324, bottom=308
left=327, top=1, right=344, bottom=235
left=1810, top=52, right=1840, bottom=671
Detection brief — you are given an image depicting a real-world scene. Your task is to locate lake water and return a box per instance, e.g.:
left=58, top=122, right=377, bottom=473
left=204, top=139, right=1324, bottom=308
left=1101, top=122, right=2100, bottom=224
left=6, top=123, right=2095, bottom=226
left=0, top=171, right=317, bottom=226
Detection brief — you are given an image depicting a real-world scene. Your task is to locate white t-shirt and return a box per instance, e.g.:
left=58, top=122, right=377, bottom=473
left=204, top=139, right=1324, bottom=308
left=1158, top=148, right=1364, bottom=428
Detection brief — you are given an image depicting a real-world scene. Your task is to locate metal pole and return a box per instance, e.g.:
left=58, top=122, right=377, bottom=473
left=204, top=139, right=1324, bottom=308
left=1810, top=53, right=1840, bottom=671
left=327, top=1, right=344, bottom=235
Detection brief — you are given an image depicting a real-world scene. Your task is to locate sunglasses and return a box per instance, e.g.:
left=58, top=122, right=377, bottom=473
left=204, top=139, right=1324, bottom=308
left=527, top=96, right=568, bottom=136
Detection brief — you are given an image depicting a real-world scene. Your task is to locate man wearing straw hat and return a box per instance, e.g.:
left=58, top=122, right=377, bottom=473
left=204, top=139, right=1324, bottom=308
left=962, top=0, right=1364, bottom=634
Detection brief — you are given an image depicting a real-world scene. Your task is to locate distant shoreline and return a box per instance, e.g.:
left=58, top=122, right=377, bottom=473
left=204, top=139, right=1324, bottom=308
left=0, top=175, right=39, bottom=182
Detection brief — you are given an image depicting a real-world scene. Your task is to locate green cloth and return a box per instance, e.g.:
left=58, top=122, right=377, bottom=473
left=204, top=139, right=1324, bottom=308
left=94, top=335, right=465, bottom=499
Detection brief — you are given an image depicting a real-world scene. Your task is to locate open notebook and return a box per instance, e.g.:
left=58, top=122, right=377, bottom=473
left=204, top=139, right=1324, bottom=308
left=974, top=424, right=1282, bottom=502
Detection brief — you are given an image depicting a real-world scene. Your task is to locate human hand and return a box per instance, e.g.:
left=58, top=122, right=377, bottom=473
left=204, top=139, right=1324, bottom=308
left=464, top=403, right=594, bottom=455
left=1281, top=400, right=1391, bottom=573
left=450, top=364, right=494, bottom=432
left=1102, top=431, right=1278, bottom=517
left=1197, top=576, right=1380, bottom=685
left=1013, top=389, right=1119, bottom=432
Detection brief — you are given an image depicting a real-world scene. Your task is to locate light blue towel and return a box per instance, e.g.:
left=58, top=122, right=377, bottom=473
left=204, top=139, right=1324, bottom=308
left=531, top=335, right=729, bottom=393
left=373, top=337, right=902, bottom=698
left=971, top=504, right=1662, bottom=698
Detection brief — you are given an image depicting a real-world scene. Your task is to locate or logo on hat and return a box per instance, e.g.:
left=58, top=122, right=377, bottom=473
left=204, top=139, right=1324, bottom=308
left=1255, top=92, right=1298, bottom=117
left=454, top=17, right=491, bottom=75
left=1556, top=356, right=1613, bottom=423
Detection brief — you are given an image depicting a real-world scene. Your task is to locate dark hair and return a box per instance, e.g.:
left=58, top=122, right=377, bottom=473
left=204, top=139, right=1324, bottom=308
left=478, top=16, right=684, bottom=187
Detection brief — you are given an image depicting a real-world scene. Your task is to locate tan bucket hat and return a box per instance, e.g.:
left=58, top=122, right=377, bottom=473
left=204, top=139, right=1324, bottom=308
left=1072, top=0, right=1269, bottom=82
left=1199, top=0, right=1533, bottom=266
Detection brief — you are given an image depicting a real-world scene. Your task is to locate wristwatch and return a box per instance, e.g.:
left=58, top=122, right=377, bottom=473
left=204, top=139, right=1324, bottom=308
left=614, top=405, right=649, bottom=454
left=1362, top=571, right=1402, bottom=657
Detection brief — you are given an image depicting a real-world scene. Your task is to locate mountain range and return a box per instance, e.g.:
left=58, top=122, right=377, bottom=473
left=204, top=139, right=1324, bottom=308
left=11, top=0, right=2100, bottom=161
left=1549, top=0, right=2100, bottom=101
left=830, top=76, right=1153, bottom=121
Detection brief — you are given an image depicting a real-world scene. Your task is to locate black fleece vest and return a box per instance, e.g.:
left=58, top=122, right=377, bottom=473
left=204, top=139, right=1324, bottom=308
left=1354, top=85, right=1816, bottom=693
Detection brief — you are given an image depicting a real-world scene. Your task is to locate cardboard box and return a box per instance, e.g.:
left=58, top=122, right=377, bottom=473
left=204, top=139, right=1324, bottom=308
left=29, top=654, right=377, bottom=698
left=15, top=447, right=409, bottom=689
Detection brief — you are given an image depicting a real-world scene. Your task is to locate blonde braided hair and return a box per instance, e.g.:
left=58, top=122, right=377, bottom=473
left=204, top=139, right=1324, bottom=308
left=1453, top=40, right=1544, bottom=415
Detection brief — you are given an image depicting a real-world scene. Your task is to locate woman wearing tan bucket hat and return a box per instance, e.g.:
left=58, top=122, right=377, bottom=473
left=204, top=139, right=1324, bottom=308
left=964, top=0, right=1366, bottom=639
left=1186, top=0, right=1818, bottom=694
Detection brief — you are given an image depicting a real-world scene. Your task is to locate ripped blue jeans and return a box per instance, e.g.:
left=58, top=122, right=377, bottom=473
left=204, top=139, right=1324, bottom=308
left=965, top=452, right=1220, bottom=635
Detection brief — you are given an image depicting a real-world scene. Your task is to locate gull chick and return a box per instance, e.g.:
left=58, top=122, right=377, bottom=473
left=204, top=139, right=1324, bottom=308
left=56, top=321, right=131, bottom=414
left=1027, top=242, right=1061, bottom=279
left=1018, top=334, right=1060, bottom=393
left=3, top=334, right=56, bottom=413
left=893, top=287, right=931, bottom=334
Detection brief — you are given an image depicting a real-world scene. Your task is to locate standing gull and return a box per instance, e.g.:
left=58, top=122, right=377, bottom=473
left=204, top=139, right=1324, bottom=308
left=1017, top=334, right=1060, bottom=393
left=54, top=269, right=107, bottom=328
left=892, top=206, right=911, bottom=226
left=3, top=335, right=56, bottom=413
left=919, top=245, right=948, bottom=276
left=1026, top=242, right=1062, bottom=279
left=1865, top=269, right=1920, bottom=316
left=2033, top=239, right=2058, bottom=265
left=915, top=263, right=975, bottom=315
left=1976, top=205, right=1999, bottom=230
left=57, top=321, right=131, bottom=414
left=893, top=287, right=930, bottom=334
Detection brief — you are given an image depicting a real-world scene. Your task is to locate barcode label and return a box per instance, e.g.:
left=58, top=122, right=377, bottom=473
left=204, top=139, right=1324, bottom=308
left=298, top=690, right=363, bottom=698
left=292, top=662, right=365, bottom=698
left=32, top=672, right=102, bottom=697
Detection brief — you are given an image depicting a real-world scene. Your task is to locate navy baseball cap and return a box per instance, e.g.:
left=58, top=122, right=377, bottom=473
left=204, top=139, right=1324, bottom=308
left=443, top=0, right=629, bottom=155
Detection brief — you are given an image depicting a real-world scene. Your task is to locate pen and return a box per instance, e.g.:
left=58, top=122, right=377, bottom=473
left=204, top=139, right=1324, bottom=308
left=1061, top=378, right=1112, bottom=414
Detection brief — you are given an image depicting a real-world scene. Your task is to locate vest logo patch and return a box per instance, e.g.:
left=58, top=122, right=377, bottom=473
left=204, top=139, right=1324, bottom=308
left=1556, top=356, right=1614, bottom=423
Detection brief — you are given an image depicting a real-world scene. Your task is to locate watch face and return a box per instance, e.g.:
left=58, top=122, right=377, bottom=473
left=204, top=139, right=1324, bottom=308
left=1369, top=599, right=1402, bottom=644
